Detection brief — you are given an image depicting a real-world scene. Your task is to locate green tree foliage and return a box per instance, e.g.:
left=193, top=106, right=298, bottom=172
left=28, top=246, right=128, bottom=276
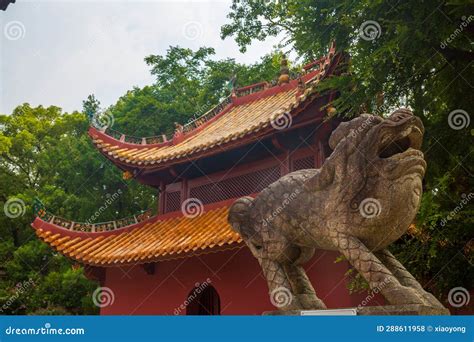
left=0, top=47, right=280, bottom=314
left=0, top=104, right=156, bottom=314
left=82, top=94, right=101, bottom=122
left=109, top=46, right=281, bottom=137
left=222, top=0, right=473, bottom=297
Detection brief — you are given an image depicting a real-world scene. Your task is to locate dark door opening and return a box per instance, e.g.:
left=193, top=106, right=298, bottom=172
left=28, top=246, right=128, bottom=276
left=186, top=285, right=221, bottom=315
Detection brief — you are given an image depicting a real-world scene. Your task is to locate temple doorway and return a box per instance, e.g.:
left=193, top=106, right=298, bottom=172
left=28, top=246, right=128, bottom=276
left=186, top=285, right=221, bottom=315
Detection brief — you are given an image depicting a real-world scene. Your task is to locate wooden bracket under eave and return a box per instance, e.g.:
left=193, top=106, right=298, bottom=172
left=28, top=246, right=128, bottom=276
left=271, top=134, right=286, bottom=152
left=168, top=166, right=179, bottom=179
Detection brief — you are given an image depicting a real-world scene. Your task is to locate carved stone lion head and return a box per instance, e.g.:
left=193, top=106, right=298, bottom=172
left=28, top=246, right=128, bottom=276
left=311, top=108, right=426, bottom=248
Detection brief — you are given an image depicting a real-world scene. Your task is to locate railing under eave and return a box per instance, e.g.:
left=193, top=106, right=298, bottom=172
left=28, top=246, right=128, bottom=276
left=94, top=42, right=337, bottom=146
left=36, top=209, right=153, bottom=233
left=181, top=95, right=232, bottom=134
left=99, top=95, right=233, bottom=146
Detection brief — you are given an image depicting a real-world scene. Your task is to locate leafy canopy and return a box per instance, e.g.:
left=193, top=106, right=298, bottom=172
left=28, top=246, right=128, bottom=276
left=109, top=46, right=282, bottom=137
left=0, top=47, right=282, bottom=314
left=222, top=0, right=473, bottom=296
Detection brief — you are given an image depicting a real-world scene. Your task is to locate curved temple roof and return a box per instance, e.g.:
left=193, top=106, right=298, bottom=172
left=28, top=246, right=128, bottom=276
left=90, top=46, right=340, bottom=169
left=31, top=202, right=242, bottom=266
left=32, top=45, right=340, bottom=267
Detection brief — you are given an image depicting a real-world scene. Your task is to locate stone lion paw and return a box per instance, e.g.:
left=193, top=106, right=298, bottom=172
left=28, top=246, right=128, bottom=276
left=383, top=286, right=425, bottom=305
left=296, top=294, right=327, bottom=310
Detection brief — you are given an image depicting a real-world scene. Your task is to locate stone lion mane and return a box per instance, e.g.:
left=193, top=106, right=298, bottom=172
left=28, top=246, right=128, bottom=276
left=228, top=108, right=447, bottom=313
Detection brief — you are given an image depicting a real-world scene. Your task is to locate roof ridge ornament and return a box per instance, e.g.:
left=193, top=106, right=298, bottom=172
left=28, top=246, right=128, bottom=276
left=33, top=197, right=46, bottom=218
left=278, top=54, right=290, bottom=85
left=227, top=74, right=237, bottom=96
left=91, top=45, right=339, bottom=148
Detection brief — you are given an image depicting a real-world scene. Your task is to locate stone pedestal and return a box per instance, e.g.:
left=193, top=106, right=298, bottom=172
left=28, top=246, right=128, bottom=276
left=264, top=305, right=450, bottom=316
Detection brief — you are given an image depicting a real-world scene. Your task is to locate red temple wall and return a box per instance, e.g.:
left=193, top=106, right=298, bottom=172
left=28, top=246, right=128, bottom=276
left=100, top=247, right=384, bottom=315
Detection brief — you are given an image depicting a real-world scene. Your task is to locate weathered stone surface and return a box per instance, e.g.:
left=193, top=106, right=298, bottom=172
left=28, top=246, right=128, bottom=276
left=228, top=108, right=448, bottom=313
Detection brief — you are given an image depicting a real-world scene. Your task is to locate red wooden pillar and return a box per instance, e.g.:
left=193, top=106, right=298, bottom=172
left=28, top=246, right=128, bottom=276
left=314, top=122, right=331, bottom=168
left=159, top=181, right=165, bottom=215
left=181, top=178, right=188, bottom=202
left=272, top=135, right=289, bottom=175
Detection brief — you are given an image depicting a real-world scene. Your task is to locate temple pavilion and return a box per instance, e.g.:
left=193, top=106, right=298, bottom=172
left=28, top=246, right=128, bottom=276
left=31, top=44, right=380, bottom=314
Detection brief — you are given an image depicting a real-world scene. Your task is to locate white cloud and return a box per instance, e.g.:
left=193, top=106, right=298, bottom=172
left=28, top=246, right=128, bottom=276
left=0, top=0, right=280, bottom=114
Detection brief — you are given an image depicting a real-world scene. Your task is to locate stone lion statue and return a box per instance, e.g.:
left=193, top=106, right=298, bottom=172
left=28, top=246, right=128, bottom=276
left=228, top=108, right=446, bottom=312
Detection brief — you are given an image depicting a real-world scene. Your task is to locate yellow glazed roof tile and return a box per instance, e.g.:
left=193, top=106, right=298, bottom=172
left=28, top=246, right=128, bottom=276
left=32, top=205, right=242, bottom=266
left=88, top=48, right=339, bottom=169
left=32, top=47, right=338, bottom=266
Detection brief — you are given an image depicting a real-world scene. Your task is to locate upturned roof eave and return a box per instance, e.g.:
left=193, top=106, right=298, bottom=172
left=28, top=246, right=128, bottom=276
left=88, top=47, right=341, bottom=175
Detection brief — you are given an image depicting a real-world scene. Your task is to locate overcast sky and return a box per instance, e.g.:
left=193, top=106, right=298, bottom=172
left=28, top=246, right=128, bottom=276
left=0, top=0, right=280, bottom=114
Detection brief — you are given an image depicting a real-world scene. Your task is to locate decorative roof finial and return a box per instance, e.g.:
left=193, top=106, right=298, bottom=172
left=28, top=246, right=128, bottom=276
left=297, top=75, right=305, bottom=92
left=123, top=170, right=133, bottom=180
left=33, top=197, right=46, bottom=218
left=227, top=74, right=237, bottom=93
left=174, top=122, right=184, bottom=133
left=278, top=54, right=290, bottom=85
